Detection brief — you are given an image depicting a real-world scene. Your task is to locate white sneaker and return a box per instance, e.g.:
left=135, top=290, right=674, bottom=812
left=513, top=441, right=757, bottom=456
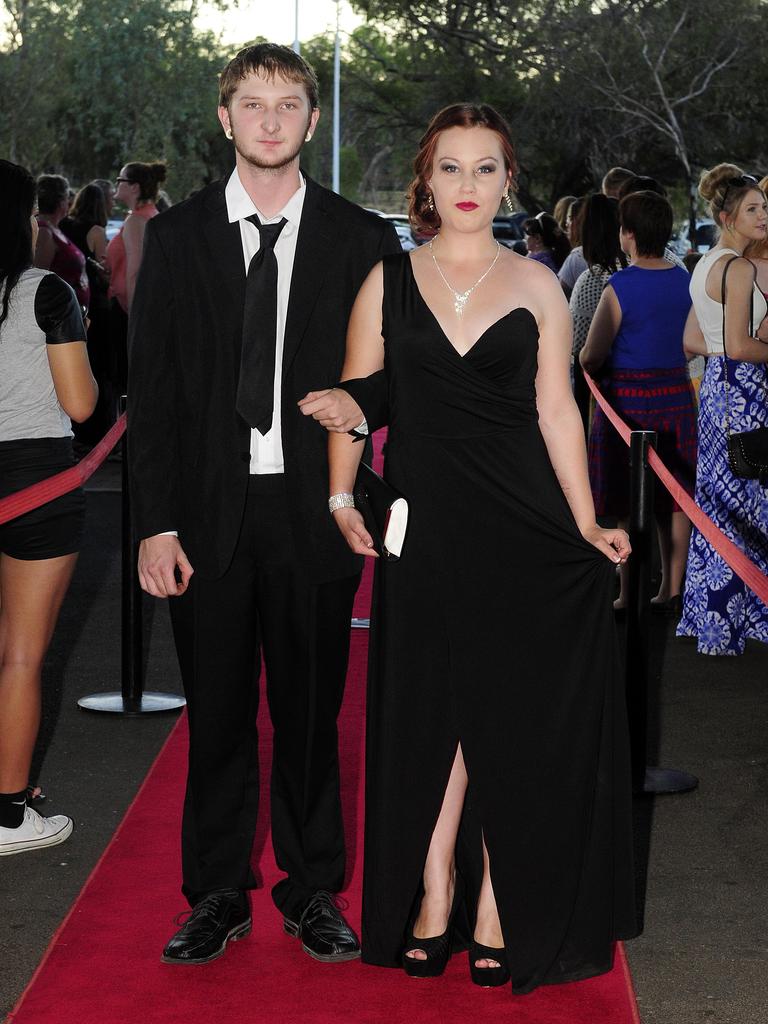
left=0, top=805, right=73, bottom=856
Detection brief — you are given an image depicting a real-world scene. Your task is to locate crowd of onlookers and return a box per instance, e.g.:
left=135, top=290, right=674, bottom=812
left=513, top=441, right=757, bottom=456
left=31, top=163, right=169, bottom=447
left=540, top=164, right=768, bottom=658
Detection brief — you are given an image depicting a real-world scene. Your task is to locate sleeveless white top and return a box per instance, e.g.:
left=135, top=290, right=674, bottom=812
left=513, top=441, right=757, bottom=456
left=689, top=246, right=768, bottom=355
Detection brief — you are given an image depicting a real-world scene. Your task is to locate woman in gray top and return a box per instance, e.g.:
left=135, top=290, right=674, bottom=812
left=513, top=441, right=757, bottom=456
left=0, top=160, right=97, bottom=857
left=569, top=194, right=627, bottom=433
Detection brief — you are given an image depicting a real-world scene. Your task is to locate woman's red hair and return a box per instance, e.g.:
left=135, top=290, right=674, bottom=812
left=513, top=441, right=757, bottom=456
left=407, top=103, right=518, bottom=235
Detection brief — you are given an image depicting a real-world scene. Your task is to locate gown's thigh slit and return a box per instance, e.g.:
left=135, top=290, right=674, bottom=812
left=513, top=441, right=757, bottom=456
left=406, top=739, right=465, bottom=906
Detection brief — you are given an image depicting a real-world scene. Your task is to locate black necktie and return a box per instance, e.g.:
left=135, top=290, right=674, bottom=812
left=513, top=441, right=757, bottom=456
left=236, top=216, right=287, bottom=434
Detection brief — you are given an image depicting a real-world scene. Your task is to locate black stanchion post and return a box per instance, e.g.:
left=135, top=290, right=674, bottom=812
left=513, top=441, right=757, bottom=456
left=78, top=397, right=186, bottom=715
left=122, top=399, right=143, bottom=711
left=626, top=430, right=697, bottom=795
left=626, top=430, right=655, bottom=791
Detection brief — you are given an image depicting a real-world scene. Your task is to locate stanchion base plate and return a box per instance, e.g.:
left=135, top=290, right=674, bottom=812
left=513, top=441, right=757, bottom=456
left=77, top=691, right=186, bottom=715
left=351, top=618, right=370, bottom=629
left=643, top=766, right=699, bottom=794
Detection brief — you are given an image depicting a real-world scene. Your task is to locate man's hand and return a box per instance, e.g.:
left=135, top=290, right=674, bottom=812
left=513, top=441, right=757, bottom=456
left=138, top=535, right=194, bottom=597
left=298, top=388, right=365, bottom=433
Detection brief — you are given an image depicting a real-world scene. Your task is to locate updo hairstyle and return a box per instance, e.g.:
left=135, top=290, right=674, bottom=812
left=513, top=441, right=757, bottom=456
left=407, top=103, right=517, bottom=236
left=699, top=163, right=762, bottom=225
left=123, top=161, right=167, bottom=203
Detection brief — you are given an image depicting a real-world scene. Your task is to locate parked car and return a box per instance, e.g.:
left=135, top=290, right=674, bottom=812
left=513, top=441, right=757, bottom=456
left=492, top=216, right=527, bottom=255
left=106, top=217, right=124, bottom=241
left=671, top=218, right=717, bottom=257
left=367, top=210, right=418, bottom=251
left=382, top=214, right=417, bottom=252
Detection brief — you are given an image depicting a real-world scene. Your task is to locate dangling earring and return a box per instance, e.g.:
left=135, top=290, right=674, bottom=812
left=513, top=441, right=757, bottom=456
left=503, top=187, right=514, bottom=213
left=426, top=191, right=435, bottom=212
left=225, top=128, right=233, bottom=140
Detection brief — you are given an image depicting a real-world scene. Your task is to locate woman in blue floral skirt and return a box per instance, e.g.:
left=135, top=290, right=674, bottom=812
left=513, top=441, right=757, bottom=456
left=677, top=164, right=768, bottom=655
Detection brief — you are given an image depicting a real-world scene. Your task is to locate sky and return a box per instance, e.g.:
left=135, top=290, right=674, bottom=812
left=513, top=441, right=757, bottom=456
left=197, top=0, right=363, bottom=47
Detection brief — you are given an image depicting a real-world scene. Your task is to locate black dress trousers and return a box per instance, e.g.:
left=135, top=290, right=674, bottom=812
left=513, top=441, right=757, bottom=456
left=169, top=473, right=359, bottom=920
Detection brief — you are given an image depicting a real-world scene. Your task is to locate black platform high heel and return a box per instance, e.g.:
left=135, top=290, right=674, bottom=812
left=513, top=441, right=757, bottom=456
left=401, top=882, right=461, bottom=979
left=468, top=941, right=510, bottom=988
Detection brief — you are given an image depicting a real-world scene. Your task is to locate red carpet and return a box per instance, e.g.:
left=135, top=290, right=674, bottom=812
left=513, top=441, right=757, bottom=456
left=8, top=438, right=640, bottom=1023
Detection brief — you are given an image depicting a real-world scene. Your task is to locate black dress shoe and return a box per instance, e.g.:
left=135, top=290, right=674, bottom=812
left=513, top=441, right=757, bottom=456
left=284, top=890, right=360, bottom=962
left=162, top=889, right=251, bottom=965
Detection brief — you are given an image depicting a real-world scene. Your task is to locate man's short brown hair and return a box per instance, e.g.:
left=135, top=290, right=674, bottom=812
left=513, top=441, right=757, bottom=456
left=601, top=166, right=634, bottom=198
left=218, top=43, right=320, bottom=110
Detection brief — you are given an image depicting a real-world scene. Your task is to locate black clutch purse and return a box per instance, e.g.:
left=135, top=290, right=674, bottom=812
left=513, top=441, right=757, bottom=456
left=354, top=461, right=409, bottom=561
left=720, top=257, right=768, bottom=484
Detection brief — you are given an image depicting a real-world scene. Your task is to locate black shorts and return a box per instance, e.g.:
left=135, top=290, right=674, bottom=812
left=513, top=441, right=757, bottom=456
left=0, top=437, right=85, bottom=560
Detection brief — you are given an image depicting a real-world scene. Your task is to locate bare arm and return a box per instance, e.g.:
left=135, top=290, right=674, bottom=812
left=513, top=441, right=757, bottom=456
left=123, top=214, right=147, bottom=312
left=683, top=306, right=708, bottom=358
left=718, top=257, right=768, bottom=362
left=328, top=262, right=387, bottom=558
left=87, top=224, right=108, bottom=265
left=34, top=225, right=56, bottom=271
left=47, top=342, right=98, bottom=422
left=532, top=267, right=630, bottom=565
left=579, top=285, right=621, bottom=375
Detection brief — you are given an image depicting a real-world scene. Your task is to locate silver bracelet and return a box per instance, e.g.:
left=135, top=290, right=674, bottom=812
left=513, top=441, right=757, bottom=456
left=328, top=492, right=355, bottom=513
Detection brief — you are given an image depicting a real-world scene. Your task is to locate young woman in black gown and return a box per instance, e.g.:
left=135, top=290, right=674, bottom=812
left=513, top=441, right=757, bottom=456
left=326, top=105, right=638, bottom=994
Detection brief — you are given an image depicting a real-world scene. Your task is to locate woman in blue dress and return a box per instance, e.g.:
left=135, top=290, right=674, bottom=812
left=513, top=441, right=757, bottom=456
left=580, top=190, right=697, bottom=611
left=676, top=164, right=768, bottom=656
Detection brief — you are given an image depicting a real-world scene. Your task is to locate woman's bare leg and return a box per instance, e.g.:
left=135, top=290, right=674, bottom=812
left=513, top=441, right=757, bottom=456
left=0, top=552, right=78, bottom=792
left=473, top=836, right=504, bottom=967
left=406, top=744, right=468, bottom=959
left=652, top=510, right=690, bottom=603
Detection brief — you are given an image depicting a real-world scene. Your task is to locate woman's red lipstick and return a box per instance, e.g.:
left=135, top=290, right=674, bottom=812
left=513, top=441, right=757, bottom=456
left=456, top=202, right=478, bottom=211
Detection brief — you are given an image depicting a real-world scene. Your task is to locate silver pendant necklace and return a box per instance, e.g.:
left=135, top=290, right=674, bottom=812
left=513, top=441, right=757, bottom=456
left=428, top=239, right=501, bottom=317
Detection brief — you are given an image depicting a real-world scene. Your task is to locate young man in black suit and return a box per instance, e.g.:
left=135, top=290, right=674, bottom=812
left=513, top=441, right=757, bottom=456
left=128, top=43, right=399, bottom=965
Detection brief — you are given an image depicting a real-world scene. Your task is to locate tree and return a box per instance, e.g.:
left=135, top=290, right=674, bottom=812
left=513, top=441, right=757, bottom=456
left=0, top=1, right=71, bottom=167
left=561, top=0, right=758, bottom=244
left=0, top=0, right=233, bottom=198
left=348, top=0, right=768, bottom=215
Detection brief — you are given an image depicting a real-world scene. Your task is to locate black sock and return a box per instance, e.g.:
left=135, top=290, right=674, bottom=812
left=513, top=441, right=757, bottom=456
left=0, top=790, right=27, bottom=828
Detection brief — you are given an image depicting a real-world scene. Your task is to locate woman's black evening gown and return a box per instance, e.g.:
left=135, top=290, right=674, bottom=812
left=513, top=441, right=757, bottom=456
left=361, top=254, right=637, bottom=994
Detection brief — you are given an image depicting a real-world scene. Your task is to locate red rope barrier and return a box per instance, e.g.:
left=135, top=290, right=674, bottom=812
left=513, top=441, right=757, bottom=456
left=0, top=414, right=126, bottom=527
left=583, top=372, right=768, bottom=607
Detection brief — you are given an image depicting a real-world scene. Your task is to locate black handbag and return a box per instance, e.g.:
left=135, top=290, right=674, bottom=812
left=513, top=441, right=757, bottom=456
left=354, top=461, right=409, bottom=561
left=720, top=256, right=768, bottom=484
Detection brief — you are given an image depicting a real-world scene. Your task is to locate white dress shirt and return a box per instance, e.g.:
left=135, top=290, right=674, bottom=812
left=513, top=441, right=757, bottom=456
left=225, top=167, right=306, bottom=474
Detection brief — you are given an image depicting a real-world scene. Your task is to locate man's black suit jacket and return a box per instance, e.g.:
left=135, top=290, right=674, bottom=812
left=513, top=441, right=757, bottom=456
left=127, top=174, right=399, bottom=583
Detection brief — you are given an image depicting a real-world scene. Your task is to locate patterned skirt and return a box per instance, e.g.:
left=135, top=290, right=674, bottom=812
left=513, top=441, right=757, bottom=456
left=677, top=356, right=768, bottom=655
left=588, top=367, right=698, bottom=517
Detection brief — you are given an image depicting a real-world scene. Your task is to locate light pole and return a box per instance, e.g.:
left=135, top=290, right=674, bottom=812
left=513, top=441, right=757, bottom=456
left=293, top=0, right=300, bottom=54
left=332, top=0, right=341, bottom=194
